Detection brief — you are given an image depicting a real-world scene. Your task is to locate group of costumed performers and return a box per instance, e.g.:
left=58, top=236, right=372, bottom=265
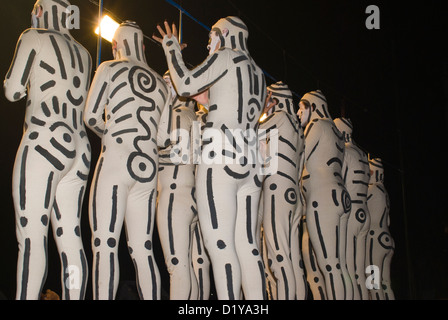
left=4, top=0, right=394, bottom=300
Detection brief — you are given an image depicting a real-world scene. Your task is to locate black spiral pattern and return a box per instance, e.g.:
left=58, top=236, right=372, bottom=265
left=126, top=66, right=158, bottom=183
left=129, top=66, right=157, bottom=105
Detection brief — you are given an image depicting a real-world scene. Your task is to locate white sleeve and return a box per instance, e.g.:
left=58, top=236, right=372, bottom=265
left=162, top=35, right=230, bottom=97
left=4, top=29, right=40, bottom=102
left=157, top=89, right=173, bottom=148
left=84, top=62, right=110, bottom=137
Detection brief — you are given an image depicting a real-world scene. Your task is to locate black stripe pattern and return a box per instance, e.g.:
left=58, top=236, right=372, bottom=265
left=5, top=2, right=92, bottom=300
left=300, top=90, right=352, bottom=300
left=85, top=22, right=168, bottom=300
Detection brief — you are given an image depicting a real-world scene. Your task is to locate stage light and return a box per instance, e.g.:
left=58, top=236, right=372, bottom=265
left=259, top=113, right=268, bottom=122
left=95, top=15, right=119, bottom=43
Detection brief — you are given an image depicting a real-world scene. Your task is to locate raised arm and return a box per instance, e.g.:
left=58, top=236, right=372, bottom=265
left=4, top=29, right=40, bottom=102
left=153, top=22, right=230, bottom=97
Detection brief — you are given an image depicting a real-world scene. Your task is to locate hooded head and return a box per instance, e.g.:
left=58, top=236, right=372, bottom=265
left=334, top=117, right=353, bottom=143
left=369, top=157, right=384, bottom=184
left=298, top=90, right=330, bottom=127
left=209, top=16, right=249, bottom=54
left=112, top=21, right=146, bottom=63
left=266, top=81, right=296, bottom=116
left=31, top=0, right=72, bottom=33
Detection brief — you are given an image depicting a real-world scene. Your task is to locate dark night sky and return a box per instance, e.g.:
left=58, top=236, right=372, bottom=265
left=0, top=0, right=447, bottom=300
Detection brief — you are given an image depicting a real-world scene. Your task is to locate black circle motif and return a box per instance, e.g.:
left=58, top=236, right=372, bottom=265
left=378, top=232, right=394, bottom=250
left=284, top=187, right=297, bottom=204
left=247, top=98, right=261, bottom=122
left=355, top=208, right=367, bottom=223
left=127, top=152, right=157, bottom=183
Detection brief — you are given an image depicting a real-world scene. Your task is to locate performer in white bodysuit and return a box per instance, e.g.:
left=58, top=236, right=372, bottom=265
left=298, top=90, right=351, bottom=300
left=153, top=17, right=267, bottom=299
left=84, top=21, right=171, bottom=300
left=259, top=82, right=306, bottom=299
left=334, top=118, right=371, bottom=300
left=190, top=95, right=212, bottom=300
left=157, top=71, right=201, bottom=299
left=4, top=0, right=92, bottom=300
left=366, top=157, right=395, bottom=300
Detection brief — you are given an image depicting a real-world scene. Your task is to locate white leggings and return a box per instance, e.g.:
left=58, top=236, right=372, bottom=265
left=190, top=216, right=211, bottom=299
left=89, top=156, right=160, bottom=300
left=261, top=175, right=297, bottom=300
left=157, top=164, right=199, bottom=299
left=195, top=164, right=265, bottom=300
left=303, top=183, right=350, bottom=300
left=13, top=140, right=89, bottom=300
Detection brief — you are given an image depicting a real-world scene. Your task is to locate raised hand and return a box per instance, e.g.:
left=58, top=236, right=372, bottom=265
left=263, top=91, right=278, bottom=113
left=153, top=20, right=187, bottom=50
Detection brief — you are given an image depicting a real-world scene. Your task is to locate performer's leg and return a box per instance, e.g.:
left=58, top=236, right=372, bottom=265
left=196, top=166, right=241, bottom=300
left=51, top=172, right=88, bottom=300
left=305, top=194, right=346, bottom=300
left=262, top=186, right=295, bottom=300
left=290, top=206, right=308, bottom=300
left=125, top=184, right=160, bottom=300
left=13, top=148, right=53, bottom=300
left=235, top=184, right=266, bottom=300
left=301, top=216, right=326, bottom=300
left=339, top=211, right=354, bottom=299
left=191, top=219, right=211, bottom=300
left=157, top=171, right=195, bottom=298
left=89, top=170, right=127, bottom=300
left=382, top=247, right=395, bottom=300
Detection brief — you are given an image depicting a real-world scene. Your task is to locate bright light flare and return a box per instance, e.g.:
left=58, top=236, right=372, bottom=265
left=259, top=113, right=268, bottom=122
left=95, top=15, right=120, bottom=43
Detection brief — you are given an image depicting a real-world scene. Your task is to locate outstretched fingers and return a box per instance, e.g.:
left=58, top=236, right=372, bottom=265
left=172, top=22, right=179, bottom=39
left=172, top=22, right=188, bottom=50
left=152, top=20, right=187, bottom=50
left=152, top=21, right=171, bottom=44
left=163, top=20, right=173, bottom=38
left=152, top=25, right=164, bottom=43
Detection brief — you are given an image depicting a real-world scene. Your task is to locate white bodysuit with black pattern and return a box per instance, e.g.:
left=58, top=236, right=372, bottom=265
left=160, top=16, right=267, bottom=299
left=4, top=0, right=92, bottom=300
left=84, top=22, right=171, bottom=300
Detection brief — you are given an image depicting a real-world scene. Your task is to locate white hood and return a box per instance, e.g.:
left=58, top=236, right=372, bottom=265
left=211, top=16, right=249, bottom=53
left=32, top=0, right=72, bottom=34
left=334, top=117, right=353, bottom=143
left=112, top=21, right=146, bottom=63
left=300, top=90, right=332, bottom=121
left=267, top=81, right=296, bottom=115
